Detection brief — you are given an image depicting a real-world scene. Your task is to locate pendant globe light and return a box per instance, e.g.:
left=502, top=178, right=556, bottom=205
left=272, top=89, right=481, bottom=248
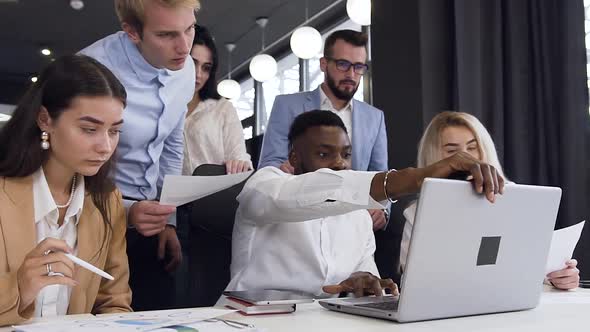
left=217, top=43, right=241, bottom=100
left=346, top=0, right=371, bottom=26
left=290, top=0, right=322, bottom=59
left=249, top=17, right=278, bottom=82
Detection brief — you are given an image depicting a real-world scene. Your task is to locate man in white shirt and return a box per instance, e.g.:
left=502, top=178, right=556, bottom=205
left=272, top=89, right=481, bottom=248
left=227, top=110, right=503, bottom=297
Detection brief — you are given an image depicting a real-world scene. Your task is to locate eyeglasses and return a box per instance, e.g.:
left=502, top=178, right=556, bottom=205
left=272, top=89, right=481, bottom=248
left=326, top=57, right=369, bottom=75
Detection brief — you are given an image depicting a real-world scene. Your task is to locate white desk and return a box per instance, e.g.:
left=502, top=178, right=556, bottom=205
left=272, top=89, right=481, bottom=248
left=222, top=286, right=590, bottom=332
left=4, top=287, right=590, bottom=331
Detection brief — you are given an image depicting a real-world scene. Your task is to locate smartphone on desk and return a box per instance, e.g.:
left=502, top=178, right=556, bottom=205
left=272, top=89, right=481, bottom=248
left=223, top=289, right=315, bottom=305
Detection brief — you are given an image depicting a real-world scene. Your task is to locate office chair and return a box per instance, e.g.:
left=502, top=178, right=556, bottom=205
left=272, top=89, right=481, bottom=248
left=184, top=164, right=251, bottom=307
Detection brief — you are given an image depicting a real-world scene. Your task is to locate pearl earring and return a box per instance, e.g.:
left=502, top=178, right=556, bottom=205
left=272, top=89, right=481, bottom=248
left=41, top=131, right=50, bottom=150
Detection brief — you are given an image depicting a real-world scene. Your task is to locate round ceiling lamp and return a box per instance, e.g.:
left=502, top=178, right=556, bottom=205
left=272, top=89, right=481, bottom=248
left=0, top=113, right=11, bottom=122
left=290, top=26, right=322, bottom=59
left=217, top=79, right=241, bottom=100
left=346, top=0, right=371, bottom=26
left=70, top=0, right=84, bottom=10
left=217, top=43, right=242, bottom=99
left=249, top=54, right=278, bottom=82
left=249, top=17, right=277, bottom=82
left=290, top=1, right=323, bottom=60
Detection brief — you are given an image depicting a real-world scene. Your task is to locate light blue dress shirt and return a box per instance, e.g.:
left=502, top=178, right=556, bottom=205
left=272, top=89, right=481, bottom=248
left=80, top=32, right=195, bottom=225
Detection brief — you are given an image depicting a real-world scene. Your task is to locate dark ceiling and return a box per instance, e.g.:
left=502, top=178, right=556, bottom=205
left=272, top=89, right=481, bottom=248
left=0, top=0, right=346, bottom=105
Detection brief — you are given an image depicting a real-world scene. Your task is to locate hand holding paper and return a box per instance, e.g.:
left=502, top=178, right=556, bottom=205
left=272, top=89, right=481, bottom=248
left=159, top=171, right=253, bottom=207
left=545, top=220, right=585, bottom=275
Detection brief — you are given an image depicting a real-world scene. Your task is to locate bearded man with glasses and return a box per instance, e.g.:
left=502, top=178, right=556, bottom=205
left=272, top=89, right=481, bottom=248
left=259, top=29, right=389, bottom=231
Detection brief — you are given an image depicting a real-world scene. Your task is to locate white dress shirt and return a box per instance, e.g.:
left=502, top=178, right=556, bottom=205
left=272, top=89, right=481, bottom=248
left=319, top=85, right=353, bottom=141
left=182, top=98, right=251, bottom=175
left=32, top=168, right=85, bottom=317
left=227, top=167, right=385, bottom=296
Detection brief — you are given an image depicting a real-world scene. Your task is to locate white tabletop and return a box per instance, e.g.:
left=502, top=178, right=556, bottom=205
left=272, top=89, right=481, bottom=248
left=4, top=287, right=590, bottom=331
left=222, top=286, right=590, bottom=332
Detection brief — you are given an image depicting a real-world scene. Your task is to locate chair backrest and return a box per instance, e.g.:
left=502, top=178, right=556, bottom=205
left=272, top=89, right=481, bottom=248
left=186, top=164, right=251, bottom=307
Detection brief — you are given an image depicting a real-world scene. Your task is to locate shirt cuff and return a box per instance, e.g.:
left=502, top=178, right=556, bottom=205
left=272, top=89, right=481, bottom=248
left=337, top=170, right=386, bottom=209
left=122, top=199, right=136, bottom=228
left=167, top=210, right=177, bottom=228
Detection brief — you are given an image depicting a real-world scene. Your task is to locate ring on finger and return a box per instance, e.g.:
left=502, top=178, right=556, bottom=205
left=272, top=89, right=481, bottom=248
left=44, top=250, right=51, bottom=256
left=46, top=263, right=52, bottom=275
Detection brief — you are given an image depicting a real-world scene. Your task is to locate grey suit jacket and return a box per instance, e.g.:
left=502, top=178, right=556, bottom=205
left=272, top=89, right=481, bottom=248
left=258, top=87, right=388, bottom=171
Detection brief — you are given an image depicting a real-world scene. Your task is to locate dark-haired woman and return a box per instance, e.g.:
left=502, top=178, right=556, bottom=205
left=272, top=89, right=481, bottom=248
left=183, top=25, right=251, bottom=175
left=0, top=55, right=132, bottom=326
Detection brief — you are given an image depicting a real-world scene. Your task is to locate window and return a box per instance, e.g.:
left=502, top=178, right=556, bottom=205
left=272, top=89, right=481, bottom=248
left=230, top=78, right=255, bottom=139
left=261, top=53, right=301, bottom=126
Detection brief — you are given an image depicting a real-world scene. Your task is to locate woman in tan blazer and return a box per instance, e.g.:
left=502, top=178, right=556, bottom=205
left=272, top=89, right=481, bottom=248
left=0, top=55, right=132, bottom=326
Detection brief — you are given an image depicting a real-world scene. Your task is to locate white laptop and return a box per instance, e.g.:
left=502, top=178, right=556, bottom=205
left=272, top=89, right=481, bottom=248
left=319, top=178, right=562, bottom=322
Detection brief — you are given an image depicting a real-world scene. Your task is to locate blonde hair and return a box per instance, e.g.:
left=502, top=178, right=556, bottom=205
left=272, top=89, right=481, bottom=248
left=115, top=0, right=200, bottom=33
left=417, top=111, right=507, bottom=179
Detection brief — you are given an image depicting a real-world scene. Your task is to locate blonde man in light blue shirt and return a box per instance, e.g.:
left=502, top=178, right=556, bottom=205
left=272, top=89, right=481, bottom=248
left=80, top=0, right=199, bottom=310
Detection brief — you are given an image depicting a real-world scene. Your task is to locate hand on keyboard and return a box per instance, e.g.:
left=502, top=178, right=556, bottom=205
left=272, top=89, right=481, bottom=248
left=322, top=271, right=399, bottom=298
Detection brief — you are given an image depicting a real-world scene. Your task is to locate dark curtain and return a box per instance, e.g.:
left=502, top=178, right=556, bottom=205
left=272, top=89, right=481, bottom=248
left=372, top=0, right=590, bottom=279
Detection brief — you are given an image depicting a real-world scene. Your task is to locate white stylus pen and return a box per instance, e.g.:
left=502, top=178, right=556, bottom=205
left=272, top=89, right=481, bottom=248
left=64, top=253, right=115, bottom=280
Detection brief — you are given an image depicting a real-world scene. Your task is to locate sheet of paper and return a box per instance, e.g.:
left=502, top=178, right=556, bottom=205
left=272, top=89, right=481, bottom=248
left=148, top=319, right=262, bottom=332
left=545, top=220, right=585, bottom=274
left=14, top=308, right=238, bottom=332
left=159, top=171, right=253, bottom=207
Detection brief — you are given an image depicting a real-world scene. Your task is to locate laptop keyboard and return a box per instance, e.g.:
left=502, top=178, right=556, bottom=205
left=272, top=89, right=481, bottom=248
left=355, top=299, right=399, bottom=312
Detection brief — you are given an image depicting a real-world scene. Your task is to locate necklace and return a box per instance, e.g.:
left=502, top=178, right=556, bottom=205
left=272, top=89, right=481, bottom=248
left=55, top=174, right=77, bottom=209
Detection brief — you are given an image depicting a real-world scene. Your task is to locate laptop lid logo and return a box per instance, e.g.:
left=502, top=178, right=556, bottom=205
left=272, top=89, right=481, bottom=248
left=477, top=236, right=501, bottom=266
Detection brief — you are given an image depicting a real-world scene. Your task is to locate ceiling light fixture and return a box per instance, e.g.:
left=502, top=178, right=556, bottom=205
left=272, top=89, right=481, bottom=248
left=249, top=17, right=277, bottom=82
left=30, top=76, right=38, bottom=83
left=0, top=113, right=11, bottom=122
left=70, top=0, right=84, bottom=10
left=217, top=43, right=242, bottom=100
left=290, top=0, right=322, bottom=59
left=346, top=0, right=371, bottom=26
left=41, top=48, right=51, bottom=56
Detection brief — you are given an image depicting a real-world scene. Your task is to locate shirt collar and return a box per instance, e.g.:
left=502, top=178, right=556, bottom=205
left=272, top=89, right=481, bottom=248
left=319, top=84, right=354, bottom=113
left=32, top=168, right=85, bottom=225
left=122, top=32, right=174, bottom=85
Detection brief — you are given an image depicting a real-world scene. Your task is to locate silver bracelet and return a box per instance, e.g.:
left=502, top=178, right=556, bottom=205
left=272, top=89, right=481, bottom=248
left=383, top=169, right=398, bottom=204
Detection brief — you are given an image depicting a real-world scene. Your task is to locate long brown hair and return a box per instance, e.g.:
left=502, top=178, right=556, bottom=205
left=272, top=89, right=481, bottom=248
left=0, top=55, right=127, bottom=251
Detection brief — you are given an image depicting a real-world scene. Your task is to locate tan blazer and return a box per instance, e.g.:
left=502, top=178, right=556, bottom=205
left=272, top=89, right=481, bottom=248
left=0, top=175, right=132, bottom=326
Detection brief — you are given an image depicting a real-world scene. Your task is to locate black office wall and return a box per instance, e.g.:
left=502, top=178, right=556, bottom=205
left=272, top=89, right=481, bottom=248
left=372, top=0, right=590, bottom=278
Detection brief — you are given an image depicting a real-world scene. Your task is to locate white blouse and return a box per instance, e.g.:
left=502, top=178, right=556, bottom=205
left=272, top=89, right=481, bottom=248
left=32, top=168, right=85, bottom=317
left=182, top=98, right=252, bottom=175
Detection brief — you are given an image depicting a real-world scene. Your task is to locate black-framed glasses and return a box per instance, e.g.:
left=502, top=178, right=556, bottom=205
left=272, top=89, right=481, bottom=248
left=326, top=57, right=369, bottom=75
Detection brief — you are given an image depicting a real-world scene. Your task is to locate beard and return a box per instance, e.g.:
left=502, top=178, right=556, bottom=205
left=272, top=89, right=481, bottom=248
left=326, top=72, right=359, bottom=102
